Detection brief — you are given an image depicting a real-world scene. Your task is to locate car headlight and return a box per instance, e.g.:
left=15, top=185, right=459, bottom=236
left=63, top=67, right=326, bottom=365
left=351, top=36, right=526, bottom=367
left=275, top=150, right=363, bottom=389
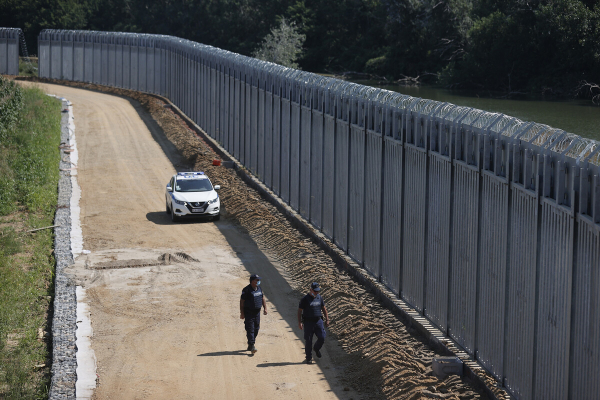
left=173, top=198, right=186, bottom=205
left=208, top=196, right=219, bottom=205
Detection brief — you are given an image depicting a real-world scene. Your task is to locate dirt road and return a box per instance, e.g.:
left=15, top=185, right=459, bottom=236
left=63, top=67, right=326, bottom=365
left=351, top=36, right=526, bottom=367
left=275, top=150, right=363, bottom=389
left=18, top=80, right=499, bottom=400
left=19, top=82, right=363, bottom=399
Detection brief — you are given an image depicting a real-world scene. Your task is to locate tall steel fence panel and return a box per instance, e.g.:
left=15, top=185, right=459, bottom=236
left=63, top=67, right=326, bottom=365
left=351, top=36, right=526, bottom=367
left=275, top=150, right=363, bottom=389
left=62, top=33, right=73, bottom=81
left=322, top=114, right=336, bottom=239
left=258, top=87, right=266, bottom=180
left=570, top=214, right=600, bottom=399
left=100, top=36, right=108, bottom=86
left=191, top=57, right=197, bottom=123
left=74, top=35, right=84, bottom=82
left=477, top=171, right=509, bottom=379
left=348, top=124, right=366, bottom=264
left=272, top=94, right=282, bottom=195
left=233, top=78, right=241, bottom=161
left=535, top=198, right=574, bottom=400
left=381, top=136, right=403, bottom=295
left=147, top=45, right=155, bottom=94
left=363, top=129, right=382, bottom=277
left=0, top=31, right=6, bottom=74
left=425, top=152, right=452, bottom=330
left=224, top=71, right=231, bottom=150
left=310, top=109, right=324, bottom=229
left=244, top=81, right=252, bottom=165
left=38, top=34, right=50, bottom=78
left=7, top=32, right=18, bottom=76
left=51, top=33, right=62, bottom=79
left=299, top=105, right=312, bottom=219
left=504, top=182, right=538, bottom=400
left=138, top=42, right=146, bottom=92
left=334, top=119, right=350, bottom=252
left=132, top=39, right=140, bottom=90
left=402, top=144, right=427, bottom=310
left=264, top=86, right=273, bottom=188
left=366, top=139, right=385, bottom=265
left=287, top=100, right=299, bottom=210
left=93, top=36, right=101, bottom=84
left=154, top=46, right=162, bottom=94
left=0, top=28, right=19, bottom=75
left=280, top=98, right=291, bottom=203
left=122, top=40, right=130, bottom=88
left=238, top=77, right=246, bottom=164
left=449, top=161, right=480, bottom=355
left=217, top=68, right=224, bottom=142
left=209, top=68, right=216, bottom=137
left=108, top=39, right=116, bottom=86
left=250, top=84, right=258, bottom=173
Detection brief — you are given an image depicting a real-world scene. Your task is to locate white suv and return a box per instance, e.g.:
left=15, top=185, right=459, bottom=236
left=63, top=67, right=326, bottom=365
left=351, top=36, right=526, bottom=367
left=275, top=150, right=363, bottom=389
left=165, top=172, right=221, bottom=222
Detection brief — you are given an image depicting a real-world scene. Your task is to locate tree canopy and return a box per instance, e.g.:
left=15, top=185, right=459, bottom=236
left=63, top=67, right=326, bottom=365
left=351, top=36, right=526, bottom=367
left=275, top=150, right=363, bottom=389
left=2, top=0, right=599, bottom=98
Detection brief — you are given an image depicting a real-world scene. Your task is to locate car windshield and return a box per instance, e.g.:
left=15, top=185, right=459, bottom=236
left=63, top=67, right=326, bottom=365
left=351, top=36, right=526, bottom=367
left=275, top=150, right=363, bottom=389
left=175, top=178, right=213, bottom=192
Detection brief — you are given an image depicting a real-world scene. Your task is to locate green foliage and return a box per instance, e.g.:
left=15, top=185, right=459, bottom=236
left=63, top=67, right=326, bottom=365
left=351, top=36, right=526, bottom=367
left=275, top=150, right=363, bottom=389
left=0, top=215, right=55, bottom=399
left=2, top=0, right=600, bottom=95
left=18, top=58, right=38, bottom=77
left=446, top=0, right=600, bottom=93
left=365, top=55, right=387, bottom=76
left=253, top=18, right=305, bottom=69
left=0, top=83, right=61, bottom=215
left=0, top=85, right=59, bottom=399
left=0, top=77, right=23, bottom=143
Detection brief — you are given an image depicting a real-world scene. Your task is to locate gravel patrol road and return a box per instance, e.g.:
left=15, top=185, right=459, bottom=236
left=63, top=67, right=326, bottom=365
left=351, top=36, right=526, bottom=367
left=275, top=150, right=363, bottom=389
left=18, top=80, right=498, bottom=400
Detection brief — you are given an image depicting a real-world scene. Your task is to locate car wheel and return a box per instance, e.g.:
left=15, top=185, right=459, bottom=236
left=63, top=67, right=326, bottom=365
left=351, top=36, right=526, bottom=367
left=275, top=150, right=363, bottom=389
left=166, top=199, right=170, bottom=214
left=213, top=214, right=220, bottom=222
left=171, top=206, right=179, bottom=223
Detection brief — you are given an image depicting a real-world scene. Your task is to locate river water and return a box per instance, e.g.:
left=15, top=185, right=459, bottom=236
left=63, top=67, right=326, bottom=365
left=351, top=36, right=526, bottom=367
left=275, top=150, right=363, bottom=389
left=354, top=81, right=600, bottom=142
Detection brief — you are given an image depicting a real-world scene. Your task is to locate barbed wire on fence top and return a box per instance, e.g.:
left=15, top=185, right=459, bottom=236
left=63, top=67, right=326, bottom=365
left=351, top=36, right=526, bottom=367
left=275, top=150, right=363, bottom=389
left=35, top=28, right=600, bottom=165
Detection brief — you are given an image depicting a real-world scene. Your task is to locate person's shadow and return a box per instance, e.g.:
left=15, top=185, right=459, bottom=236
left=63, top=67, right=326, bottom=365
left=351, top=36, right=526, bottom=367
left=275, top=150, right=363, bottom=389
left=255, top=362, right=306, bottom=367
left=198, top=350, right=250, bottom=357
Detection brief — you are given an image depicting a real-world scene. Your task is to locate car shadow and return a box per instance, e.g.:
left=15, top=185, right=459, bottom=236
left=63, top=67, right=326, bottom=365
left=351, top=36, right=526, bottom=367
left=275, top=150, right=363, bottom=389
left=146, top=211, right=214, bottom=225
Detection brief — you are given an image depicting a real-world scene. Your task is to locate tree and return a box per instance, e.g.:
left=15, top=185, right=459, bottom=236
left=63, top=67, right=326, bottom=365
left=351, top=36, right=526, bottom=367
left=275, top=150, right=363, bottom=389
left=252, top=18, right=305, bottom=69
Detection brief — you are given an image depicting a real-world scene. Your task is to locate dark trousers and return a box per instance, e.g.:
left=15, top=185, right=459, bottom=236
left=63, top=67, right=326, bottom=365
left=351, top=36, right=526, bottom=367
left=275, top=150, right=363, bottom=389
left=244, top=310, right=260, bottom=345
left=303, top=318, right=326, bottom=360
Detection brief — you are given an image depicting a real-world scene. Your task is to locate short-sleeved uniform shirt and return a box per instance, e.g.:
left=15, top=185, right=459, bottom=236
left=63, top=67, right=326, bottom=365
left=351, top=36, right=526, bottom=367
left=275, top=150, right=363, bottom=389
left=299, top=293, right=324, bottom=320
left=241, top=284, right=264, bottom=312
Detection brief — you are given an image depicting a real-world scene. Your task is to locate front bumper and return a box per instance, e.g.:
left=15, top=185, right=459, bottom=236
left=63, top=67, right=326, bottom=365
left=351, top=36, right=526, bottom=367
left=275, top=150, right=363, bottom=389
left=172, top=202, right=220, bottom=218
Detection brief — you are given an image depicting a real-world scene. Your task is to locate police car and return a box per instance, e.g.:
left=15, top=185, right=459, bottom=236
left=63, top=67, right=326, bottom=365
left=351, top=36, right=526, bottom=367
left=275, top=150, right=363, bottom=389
left=165, top=172, right=221, bottom=222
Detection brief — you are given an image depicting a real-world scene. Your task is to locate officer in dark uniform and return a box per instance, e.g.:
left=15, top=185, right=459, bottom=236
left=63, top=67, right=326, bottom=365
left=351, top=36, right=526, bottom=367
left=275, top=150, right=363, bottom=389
left=298, top=282, right=329, bottom=364
left=240, top=274, right=267, bottom=354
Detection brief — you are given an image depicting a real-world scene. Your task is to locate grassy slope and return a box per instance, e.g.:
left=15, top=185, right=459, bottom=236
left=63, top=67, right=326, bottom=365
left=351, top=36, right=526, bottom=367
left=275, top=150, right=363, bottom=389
left=0, top=81, right=61, bottom=399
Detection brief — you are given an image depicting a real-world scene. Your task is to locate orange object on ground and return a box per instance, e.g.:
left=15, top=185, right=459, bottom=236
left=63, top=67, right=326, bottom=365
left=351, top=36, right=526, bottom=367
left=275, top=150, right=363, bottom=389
left=212, top=159, right=221, bottom=166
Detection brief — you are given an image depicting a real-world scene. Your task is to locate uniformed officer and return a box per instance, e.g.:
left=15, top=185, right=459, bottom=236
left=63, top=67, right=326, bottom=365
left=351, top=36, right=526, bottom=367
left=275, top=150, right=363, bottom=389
left=240, top=274, right=267, bottom=354
left=298, top=282, right=329, bottom=364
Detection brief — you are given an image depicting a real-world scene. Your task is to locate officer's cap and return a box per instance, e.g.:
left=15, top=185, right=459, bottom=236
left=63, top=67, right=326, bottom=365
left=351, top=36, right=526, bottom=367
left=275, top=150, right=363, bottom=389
left=311, top=282, right=321, bottom=292
left=250, top=274, right=261, bottom=282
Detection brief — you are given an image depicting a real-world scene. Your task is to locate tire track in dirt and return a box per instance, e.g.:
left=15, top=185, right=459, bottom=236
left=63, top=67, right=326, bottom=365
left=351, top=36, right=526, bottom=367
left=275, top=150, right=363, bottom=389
left=20, top=77, right=503, bottom=400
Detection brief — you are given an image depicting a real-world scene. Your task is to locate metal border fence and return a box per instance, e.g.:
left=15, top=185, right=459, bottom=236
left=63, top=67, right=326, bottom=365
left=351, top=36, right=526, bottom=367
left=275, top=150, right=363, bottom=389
left=0, top=28, right=21, bottom=75
left=38, top=29, right=600, bottom=400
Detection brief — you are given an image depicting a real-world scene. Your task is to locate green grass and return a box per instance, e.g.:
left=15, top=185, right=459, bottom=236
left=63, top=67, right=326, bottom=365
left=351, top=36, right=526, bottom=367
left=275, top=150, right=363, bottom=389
left=19, top=58, right=38, bottom=77
left=0, top=81, right=61, bottom=399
